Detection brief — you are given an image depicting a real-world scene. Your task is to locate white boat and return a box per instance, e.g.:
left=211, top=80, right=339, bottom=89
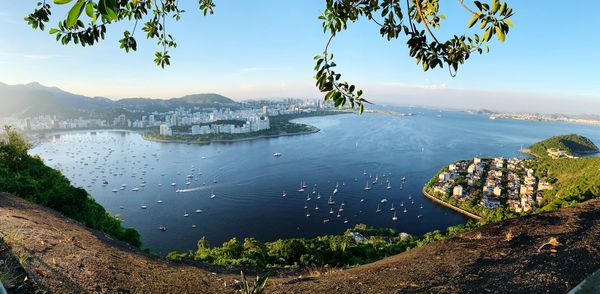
left=323, top=219, right=330, bottom=223
left=316, top=192, right=321, bottom=199
left=195, top=209, right=202, bottom=213
left=282, top=191, right=287, bottom=197
left=159, top=225, right=167, bottom=231
left=390, top=203, right=395, bottom=211
left=171, top=182, right=177, bottom=186
left=343, top=217, right=348, bottom=224
left=156, top=200, right=163, bottom=204
left=364, top=181, right=371, bottom=191
left=392, top=211, right=398, bottom=221
left=112, top=189, right=118, bottom=193
left=273, top=152, right=282, bottom=157
left=333, top=188, right=338, bottom=195
left=140, top=205, right=148, bottom=209
left=417, top=214, right=423, bottom=218
left=306, top=212, right=311, bottom=217
left=387, top=182, right=391, bottom=190
left=329, top=207, right=334, bottom=214
left=184, top=212, right=189, bottom=217
left=380, top=198, right=388, bottom=203
left=403, top=208, right=407, bottom=213
left=210, top=190, right=216, bottom=199
left=315, top=204, right=319, bottom=210
left=132, top=188, right=140, bottom=192
left=376, top=204, right=382, bottom=213
left=327, top=195, right=335, bottom=205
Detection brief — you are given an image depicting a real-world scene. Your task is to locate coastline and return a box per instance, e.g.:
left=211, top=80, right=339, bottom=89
left=141, top=126, right=320, bottom=145
left=422, top=187, right=483, bottom=221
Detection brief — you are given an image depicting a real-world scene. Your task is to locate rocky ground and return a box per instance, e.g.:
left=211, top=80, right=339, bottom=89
left=0, top=192, right=599, bottom=293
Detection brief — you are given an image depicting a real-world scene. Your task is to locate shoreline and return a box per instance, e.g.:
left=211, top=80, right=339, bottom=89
left=422, top=187, right=483, bottom=221
left=141, top=127, right=320, bottom=145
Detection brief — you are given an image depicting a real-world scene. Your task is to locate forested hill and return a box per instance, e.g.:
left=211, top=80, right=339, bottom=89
left=528, top=134, right=598, bottom=158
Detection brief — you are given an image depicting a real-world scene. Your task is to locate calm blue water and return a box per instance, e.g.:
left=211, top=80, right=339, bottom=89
left=30, top=107, right=600, bottom=253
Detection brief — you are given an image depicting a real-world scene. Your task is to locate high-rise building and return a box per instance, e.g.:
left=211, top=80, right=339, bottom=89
left=171, top=114, right=177, bottom=126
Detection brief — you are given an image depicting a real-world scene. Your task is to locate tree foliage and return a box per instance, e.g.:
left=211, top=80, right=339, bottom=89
left=166, top=223, right=478, bottom=268
left=0, top=127, right=141, bottom=247
left=25, top=0, right=514, bottom=113
left=528, top=134, right=599, bottom=158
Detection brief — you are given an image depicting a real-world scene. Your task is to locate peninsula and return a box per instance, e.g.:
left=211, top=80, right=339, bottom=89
left=423, top=134, right=600, bottom=221
left=142, top=111, right=345, bottom=144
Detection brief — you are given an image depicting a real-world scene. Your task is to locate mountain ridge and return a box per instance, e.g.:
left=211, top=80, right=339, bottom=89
left=0, top=82, right=238, bottom=118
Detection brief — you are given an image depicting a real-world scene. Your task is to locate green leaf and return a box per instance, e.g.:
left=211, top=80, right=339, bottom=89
left=54, top=0, right=74, bottom=4
left=98, top=0, right=118, bottom=21
left=467, top=13, right=479, bottom=28
left=49, top=28, right=59, bottom=34
left=492, top=0, right=500, bottom=13
left=66, top=0, right=86, bottom=28
left=85, top=2, right=95, bottom=18
left=483, top=27, right=492, bottom=42
left=495, top=26, right=505, bottom=42
left=504, top=19, right=514, bottom=27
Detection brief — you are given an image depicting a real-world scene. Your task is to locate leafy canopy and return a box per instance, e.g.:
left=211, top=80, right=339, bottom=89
left=25, top=0, right=514, bottom=113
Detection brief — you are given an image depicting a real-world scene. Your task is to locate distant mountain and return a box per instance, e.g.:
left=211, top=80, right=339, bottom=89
left=0, top=82, right=238, bottom=118
left=174, top=93, right=235, bottom=105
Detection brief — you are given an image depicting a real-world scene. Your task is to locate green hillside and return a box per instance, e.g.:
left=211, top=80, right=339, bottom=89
left=528, top=134, right=598, bottom=158
left=173, top=93, right=236, bottom=105
left=534, top=156, right=600, bottom=212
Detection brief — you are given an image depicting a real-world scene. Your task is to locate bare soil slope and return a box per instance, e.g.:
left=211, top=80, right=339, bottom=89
left=1, top=192, right=599, bottom=293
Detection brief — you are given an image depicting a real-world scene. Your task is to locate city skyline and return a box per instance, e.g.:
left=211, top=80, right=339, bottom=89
left=1, top=1, right=599, bottom=114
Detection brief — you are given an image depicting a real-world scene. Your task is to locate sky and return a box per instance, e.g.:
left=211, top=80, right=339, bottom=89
left=1, top=1, right=599, bottom=114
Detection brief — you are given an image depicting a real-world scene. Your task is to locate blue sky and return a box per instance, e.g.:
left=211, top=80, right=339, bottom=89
left=1, top=1, right=599, bottom=113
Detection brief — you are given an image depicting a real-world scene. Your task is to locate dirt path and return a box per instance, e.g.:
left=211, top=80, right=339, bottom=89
left=1, top=192, right=599, bottom=293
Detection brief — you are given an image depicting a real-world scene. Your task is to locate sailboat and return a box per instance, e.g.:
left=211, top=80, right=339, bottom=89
left=392, top=211, right=398, bottom=221
left=315, top=204, right=319, bottom=210
left=328, top=194, right=336, bottom=205
left=210, top=190, right=216, bottom=199
left=343, top=217, right=349, bottom=224
left=329, top=207, right=334, bottom=214
left=333, top=188, right=338, bottom=195
left=282, top=190, right=287, bottom=197
left=306, top=194, right=312, bottom=201
left=298, top=181, right=305, bottom=192
left=386, top=181, right=391, bottom=190
left=184, top=211, right=189, bottom=217
left=316, top=192, right=321, bottom=199
left=390, top=202, right=395, bottom=211
left=364, top=181, right=372, bottom=191
left=159, top=225, right=167, bottom=231
left=376, top=203, right=382, bottom=213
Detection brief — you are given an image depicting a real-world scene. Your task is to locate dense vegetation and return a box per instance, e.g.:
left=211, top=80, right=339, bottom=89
left=533, top=157, right=600, bottom=212
left=0, top=126, right=141, bottom=247
left=528, top=134, right=598, bottom=158
left=167, top=223, right=478, bottom=268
